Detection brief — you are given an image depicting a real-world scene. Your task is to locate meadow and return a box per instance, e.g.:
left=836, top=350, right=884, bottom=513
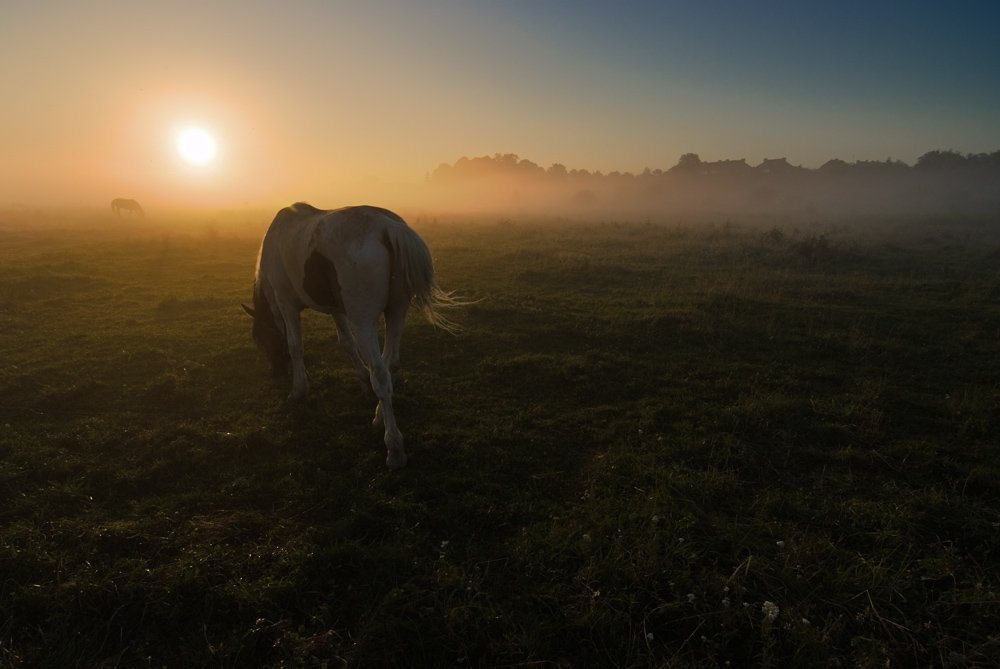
left=1, top=210, right=999, bottom=667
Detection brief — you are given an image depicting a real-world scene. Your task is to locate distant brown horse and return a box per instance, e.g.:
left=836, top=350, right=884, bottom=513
left=111, top=198, right=143, bottom=217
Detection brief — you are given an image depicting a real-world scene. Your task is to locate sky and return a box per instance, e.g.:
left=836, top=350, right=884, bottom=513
left=2, top=0, right=998, bottom=209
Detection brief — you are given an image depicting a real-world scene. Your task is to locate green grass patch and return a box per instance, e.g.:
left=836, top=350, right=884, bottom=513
left=2, top=214, right=1000, bottom=666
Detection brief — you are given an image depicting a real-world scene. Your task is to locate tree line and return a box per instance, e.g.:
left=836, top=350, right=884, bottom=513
left=430, top=149, right=1000, bottom=183
left=425, top=150, right=1000, bottom=217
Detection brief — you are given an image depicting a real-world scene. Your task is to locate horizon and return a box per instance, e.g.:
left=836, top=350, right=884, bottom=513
left=3, top=145, right=997, bottom=214
left=4, top=146, right=997, bottom=223
left=3, top=1, right=999, bottom=208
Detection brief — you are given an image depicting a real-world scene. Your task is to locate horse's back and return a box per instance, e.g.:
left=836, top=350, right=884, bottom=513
left=265, top=204, right=406, bottom=256
left=258, top=204, right=405, bottom=314
left=265, top=203, right=398, bottom=238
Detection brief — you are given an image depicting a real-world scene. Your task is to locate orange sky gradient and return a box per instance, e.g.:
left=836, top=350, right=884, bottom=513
left=2, top=1, right=998, bottom=212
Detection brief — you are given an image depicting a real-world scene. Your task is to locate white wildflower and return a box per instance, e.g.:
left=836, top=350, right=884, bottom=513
left=687, top=593, right=696, bottom=604
left=762, top=601, right=780, bottom=622
left=645, top=632, right=654, bottom=641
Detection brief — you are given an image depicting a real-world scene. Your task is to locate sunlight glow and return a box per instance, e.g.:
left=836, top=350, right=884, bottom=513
left=176, top=127, right=217, bottom=165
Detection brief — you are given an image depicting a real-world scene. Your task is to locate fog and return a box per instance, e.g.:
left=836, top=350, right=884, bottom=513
left=419, top=150, right=1000, bottom=221
left=3, top=149, right=998, bottom=229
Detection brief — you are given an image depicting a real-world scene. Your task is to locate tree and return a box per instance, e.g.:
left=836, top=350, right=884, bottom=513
left=819, top=158, right=850, bottom=173
left=672, top=153, right=702, bottom=173
left=915, top=150, right=966, bottom=170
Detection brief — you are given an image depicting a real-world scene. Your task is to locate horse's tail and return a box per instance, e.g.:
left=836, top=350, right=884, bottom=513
left=382, top=222, right=466, bottom=334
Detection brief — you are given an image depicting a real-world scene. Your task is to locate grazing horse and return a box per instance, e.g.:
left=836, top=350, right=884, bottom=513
left=111, top=198, right=143, bottom=216
left=243, top=202, right=461, bottom=469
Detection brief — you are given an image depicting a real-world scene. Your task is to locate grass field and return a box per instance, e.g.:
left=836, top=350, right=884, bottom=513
left=2, top=211, right=999, bottom=667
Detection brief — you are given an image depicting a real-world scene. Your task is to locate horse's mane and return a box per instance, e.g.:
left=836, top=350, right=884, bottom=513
left=250, top=280, right=290, bottom=375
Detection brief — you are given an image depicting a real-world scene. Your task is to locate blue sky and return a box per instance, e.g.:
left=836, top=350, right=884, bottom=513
left=468, top=0, right=1000, bottom=165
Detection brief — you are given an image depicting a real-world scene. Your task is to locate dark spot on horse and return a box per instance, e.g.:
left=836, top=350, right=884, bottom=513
left=303, top=250, right=345, bottom=313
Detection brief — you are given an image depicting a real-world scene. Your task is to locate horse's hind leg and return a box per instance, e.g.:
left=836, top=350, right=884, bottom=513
left=371, top=289, right=410, bottom=428
left=355, top=321, right=406, bottom=470
left=332, top=313, right=369, bottom=392
left=381, top=284, right=410, bottom=382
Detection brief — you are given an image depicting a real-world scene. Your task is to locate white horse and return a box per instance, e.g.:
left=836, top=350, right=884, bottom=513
left=243, top=203, right=461, bottom=469
left=111, top=198, right=144, bottom=216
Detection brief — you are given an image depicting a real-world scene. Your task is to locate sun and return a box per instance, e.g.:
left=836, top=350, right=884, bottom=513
left=176, top=126, right=217, bottom=165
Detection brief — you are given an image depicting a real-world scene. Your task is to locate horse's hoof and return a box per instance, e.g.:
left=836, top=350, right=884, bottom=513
left=386, top=450, right=407, bottom=470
